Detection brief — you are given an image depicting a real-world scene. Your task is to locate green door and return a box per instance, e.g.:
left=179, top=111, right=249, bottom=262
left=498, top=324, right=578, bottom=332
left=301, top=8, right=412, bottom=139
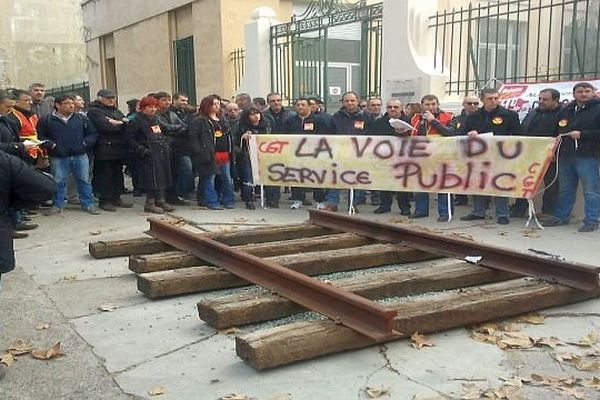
left=174, top=36, right=197, bottom=105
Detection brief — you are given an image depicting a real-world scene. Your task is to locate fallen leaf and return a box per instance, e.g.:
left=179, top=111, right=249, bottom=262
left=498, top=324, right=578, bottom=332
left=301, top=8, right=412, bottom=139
left=220, top=394, right=249, bottom=400
left=497, top=332, right=535, bottom=350
left=410, top=332, right=434, bottom=349
left=387, top=216, right=411, bottom=224
left=552, top=351, right=580, bottom=363
left=8, top=339, right=33, bottom=356
left=572, top=358, right=600, bottom=371
left=448, top=232, right=474, bottom=241
left=470, top=331, right=499, bottom=345
left=234, top=217, right=248, bottom=222
left=557, top=386, right=585, bottom=399
left=574, top=331, right=599, bottom=347
left=262, top=395, right=292, bottom=400
left=498, top=231, right=508, bottom=236
left=148, top=386, right=166, bottom=396
left=97, top=303, right=118, bottom=312
left=257, top=218, right=267, bottom=222
left=500, top=376, right=528, bottom=388
left=89, top=230, right=101, bottom=235
left=31, top=342, right=65, bottom=360
left=535, top=336, right=566, bottom=349
left=580, top=377, right=600, bottom=390
left=459, top=383, right=482, bottom=399
left=35, top=323, right=50, bottom=330
left=520, top=229, right=540, bottom=238
left=364, top=385, right=390, bottom=398
left=515, top=313, right=545, bottom=325
left=0, top=353, right=17, bottom=366
left=218, top=327, right=242, bottom=336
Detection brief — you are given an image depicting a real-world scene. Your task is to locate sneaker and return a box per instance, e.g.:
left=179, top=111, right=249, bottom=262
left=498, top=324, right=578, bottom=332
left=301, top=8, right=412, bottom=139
left=315, top=202, right=326, bottom=210
left=578, top=223, right=598, bottom=233
left=224, top=204, right=235, bottom=209
left=99, top=203, right=117, bottom=212
left=543, top=218, right=569, bottom=227
left=84, top=206, right=100, bottom=215
left=291, top=200, right=302, bottom=209
left=132, top=188, right=144, bottom=197
left=168, top=197, right=190, bottom=206
left=13, top=232, right=28, bottom=239
left=497, top=217, right=510, bottom=225
left=460, top=214, right=486, bottom=221
left=67, top=198, right=81, bottom=205
left=208, top=205, right=224, bottom=210
left=44, top=207, right=63, bottom=216
left=373, top=206, right=391, bottom=214
left=15, top=223, right=38, bottom=231
left=245, top=202, right=256, bottom=210
left=437, top=216, right=450, bottom=222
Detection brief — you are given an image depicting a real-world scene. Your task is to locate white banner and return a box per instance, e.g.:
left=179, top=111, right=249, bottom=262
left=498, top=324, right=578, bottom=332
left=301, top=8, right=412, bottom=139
left=499, top=79, right=600, bottom=120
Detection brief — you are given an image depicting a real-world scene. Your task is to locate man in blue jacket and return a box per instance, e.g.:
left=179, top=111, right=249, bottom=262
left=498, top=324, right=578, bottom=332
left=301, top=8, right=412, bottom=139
left=37, top=95, right=99, bottom=215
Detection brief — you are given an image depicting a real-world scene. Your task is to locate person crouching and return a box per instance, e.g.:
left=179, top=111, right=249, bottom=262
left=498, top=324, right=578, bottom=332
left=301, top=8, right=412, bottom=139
left=126, top=96, right=175, bottom=214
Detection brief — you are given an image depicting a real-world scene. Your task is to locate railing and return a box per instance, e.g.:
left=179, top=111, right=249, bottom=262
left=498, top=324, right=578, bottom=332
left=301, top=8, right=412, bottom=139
left=46, top=81, right=91, bottom=104
left=430, top=0, right=600, bottom=95
left=230, top=48, right=245, bottom=92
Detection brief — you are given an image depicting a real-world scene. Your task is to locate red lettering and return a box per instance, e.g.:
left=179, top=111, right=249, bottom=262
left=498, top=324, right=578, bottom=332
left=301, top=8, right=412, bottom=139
left=259, top=141, right=289, bottom=154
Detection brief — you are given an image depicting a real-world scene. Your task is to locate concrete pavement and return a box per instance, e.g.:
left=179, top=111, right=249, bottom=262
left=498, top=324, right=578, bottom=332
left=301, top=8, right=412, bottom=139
left=1, top=196, right=599, bottom=400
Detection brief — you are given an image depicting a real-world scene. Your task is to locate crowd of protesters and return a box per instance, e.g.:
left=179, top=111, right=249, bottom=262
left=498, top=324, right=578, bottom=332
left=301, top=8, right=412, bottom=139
left=0, top=80, right=599, bottom=241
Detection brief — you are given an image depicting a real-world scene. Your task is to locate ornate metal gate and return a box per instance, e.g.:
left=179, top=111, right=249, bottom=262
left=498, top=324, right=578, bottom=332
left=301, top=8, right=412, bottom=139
left=270, top=0, right=382, bottom=111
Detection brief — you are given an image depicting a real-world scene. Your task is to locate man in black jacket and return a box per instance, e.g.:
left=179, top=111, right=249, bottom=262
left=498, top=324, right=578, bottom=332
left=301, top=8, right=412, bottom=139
left=510, top=88, right=562, bottom=218
left=371, top=98, right=412, bottom=215
left=459, top=88, right=522, bottom=225
left=283, top=98, right=328, bottom=209
left=87, top=89, right=133, bottom=211
left=0, top=151, right=54, bottom=380
left=545, top=82, right=600, bottom=232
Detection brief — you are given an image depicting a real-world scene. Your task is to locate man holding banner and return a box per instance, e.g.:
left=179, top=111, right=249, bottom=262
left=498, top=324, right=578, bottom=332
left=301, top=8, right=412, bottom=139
left=459, top=88, right=522, bottom=225
left=544, top=82, right=600, bottom=232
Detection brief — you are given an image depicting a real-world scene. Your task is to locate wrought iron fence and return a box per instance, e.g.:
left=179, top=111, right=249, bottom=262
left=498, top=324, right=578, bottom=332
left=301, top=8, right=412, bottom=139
left=46, top=81, right=90, bottom=104
left=270, top=0, right=383, bottom=110
left=230, top=48, right=245, bottom=93
left=430, top=0, right=600, bottom=95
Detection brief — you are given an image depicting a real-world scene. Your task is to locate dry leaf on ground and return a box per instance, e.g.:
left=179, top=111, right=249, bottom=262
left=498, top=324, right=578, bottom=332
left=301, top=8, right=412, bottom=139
left=364, top=385, right=390, bottom=398
left=89, top=230, right=101, bottom=235
left=8, top=339, right=33, bottom=356
left=573, top=331, right=599, bottom=347
left=535, top=336, right=566, bottom=349
left=572, top=358, right=600, bottom=371
left=387, top=216, right=411, bottom=224
left=520, top=229, right=540, bottom=238
left=515, top=313, right=545, bottom=325
left=556, top=386, right=585, bottom=399
left=580, top=377, right=600, bottom=390
left=496, top=332, right=535, bottom=350
left=31, top=342, right=65, bottom=360
left=218, top=327, right=242, bottom=336
left=233, top=217, right=248, bottom=222
left=470, top=331, right=499, bottom=345
left=148, top=386, right=166, bottom=396
left=262, top=395, right=292, bottom=400
left=459, top=383, right=482, bottom=399
left=0, top=353, right=17, bottom=366
left=552, top=351, right=580, bottom=363
left=410, top=332, right=434, bottom=349
left=220, top=394, right=249, bottom=400
left=473, top=322, right=520, bottom=335
left=97, top=303, right=118, bottom=312
left=35, top=323, right=50, bottom=330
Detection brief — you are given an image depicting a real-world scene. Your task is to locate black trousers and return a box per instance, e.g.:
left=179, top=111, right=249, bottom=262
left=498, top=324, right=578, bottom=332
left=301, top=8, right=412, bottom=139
left=379, top=191, right=412, bottom=213
left=93, top=159, right=125, bottom=203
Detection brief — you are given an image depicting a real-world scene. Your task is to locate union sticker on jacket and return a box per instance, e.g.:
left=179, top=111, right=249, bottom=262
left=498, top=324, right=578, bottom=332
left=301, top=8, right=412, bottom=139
left=151, top=125, right=161, bottom=134
left=303, top=122, right=314, bottom=131
left=353, top=120, right=365, bottom=130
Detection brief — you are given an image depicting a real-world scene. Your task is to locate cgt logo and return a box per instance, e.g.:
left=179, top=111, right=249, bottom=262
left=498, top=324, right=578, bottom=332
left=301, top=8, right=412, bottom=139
left=499, top=85, right=528, bottom=99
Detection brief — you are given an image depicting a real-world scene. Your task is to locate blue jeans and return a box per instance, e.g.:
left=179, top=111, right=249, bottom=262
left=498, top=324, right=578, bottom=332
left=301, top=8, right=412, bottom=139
left=176, top=156, right=195, bottom=198
left=414, top=192, right=454, bottom=217
left=471, top=195, right=509, bottom=218
left=236, top=157, right=254, bottom=202
left=554, top=157, right=600, bottom=225
left=50, top=154, right=95, bottom=209
left=202, top=162, right=235, bottom=208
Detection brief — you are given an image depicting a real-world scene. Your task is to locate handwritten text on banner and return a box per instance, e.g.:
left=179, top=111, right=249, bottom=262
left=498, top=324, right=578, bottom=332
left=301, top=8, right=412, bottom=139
left=249, top=134, right=557, bottom=198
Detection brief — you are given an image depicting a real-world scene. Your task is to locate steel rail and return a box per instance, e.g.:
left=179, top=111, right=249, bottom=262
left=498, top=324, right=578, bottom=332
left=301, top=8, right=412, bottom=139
left=308, top=210, right=600, bottom=291
left=146, top=218, right=400, bottom=341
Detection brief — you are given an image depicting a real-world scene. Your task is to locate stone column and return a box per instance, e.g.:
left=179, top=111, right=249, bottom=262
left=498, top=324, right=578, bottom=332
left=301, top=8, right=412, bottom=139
left=237, top=7, right=280, bottom=97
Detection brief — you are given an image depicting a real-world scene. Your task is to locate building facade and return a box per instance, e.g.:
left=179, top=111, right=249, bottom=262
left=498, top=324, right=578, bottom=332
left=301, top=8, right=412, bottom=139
left=0, top=0, right=87, bottom=89
left=81, top=0, right=295, bottom=105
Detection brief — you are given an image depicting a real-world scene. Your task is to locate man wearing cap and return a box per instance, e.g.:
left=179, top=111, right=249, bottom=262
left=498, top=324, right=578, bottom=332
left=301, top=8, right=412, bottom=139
left=87, top=89, right=133, bottom=211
